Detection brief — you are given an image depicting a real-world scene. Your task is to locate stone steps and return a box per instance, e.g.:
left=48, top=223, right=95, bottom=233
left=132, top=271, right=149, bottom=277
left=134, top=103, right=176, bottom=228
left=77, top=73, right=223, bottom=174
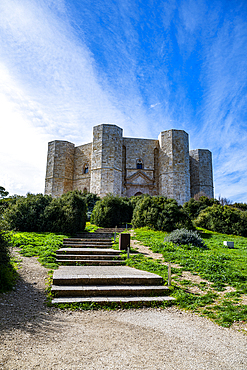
left=56, top=260, right=125, bottom=266
left=56, top=248, right=121, bottom=255
left=52, top=266, right=164, bottom=286
left=52, top=296, right=174, bottom=304
left=51, top=285, right=170, bottom=297
left=51, top=235, right=175, bottom=305
left=56, top=254, right=121, bottom=260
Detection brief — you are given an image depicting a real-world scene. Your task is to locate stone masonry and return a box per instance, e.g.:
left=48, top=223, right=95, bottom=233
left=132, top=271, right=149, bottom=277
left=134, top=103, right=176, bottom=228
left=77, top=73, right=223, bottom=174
left=44, top=124, right=214, bottom=205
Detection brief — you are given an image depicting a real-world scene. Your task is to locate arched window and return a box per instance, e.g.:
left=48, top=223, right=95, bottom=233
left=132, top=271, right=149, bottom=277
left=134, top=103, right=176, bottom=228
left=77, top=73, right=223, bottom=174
left=136, top=159, right=143, bottom=169
left=83, top=164, right=89, bottom=174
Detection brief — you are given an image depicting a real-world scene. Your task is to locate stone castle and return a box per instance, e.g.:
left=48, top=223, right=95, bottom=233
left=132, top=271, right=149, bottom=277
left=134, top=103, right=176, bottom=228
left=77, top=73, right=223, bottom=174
left=44, top=123, right=214, bottom=205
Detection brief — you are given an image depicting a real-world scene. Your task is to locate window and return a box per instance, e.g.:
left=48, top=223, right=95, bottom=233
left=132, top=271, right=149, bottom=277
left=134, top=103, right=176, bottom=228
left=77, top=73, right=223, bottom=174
left=136, top=159, right=143, bottom=169
left=84, top=165, right=89, bottom=174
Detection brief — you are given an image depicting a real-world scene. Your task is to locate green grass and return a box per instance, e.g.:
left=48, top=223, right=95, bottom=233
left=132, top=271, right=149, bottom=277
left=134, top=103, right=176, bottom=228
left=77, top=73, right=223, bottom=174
left=132, top=227, right=247, bottom=327
left=8, top=231, right=68, bottom=269
left=133, top=227, right=247, bottom=292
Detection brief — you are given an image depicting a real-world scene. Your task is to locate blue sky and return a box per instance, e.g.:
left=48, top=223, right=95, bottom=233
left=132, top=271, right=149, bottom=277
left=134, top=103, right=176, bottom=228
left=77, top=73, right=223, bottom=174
left=0, top=0, right=247, bottom=202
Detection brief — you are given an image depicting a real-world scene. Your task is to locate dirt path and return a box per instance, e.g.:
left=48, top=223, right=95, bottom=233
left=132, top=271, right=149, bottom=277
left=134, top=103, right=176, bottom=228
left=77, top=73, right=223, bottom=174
left=0, top=249, right=247, bottom=370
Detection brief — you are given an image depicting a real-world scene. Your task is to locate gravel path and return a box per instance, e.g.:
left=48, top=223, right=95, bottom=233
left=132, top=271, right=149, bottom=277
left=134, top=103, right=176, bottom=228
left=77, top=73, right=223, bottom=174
left=0, top=250, right=247, bottom=370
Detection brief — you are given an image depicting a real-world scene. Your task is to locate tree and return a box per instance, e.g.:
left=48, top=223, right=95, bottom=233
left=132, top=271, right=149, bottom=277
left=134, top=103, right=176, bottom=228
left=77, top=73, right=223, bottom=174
left=0, top=186, right=9, bottom=199
left=90, top=194, right=133, bottom=228
left=132, top=195, right=194, bottom=231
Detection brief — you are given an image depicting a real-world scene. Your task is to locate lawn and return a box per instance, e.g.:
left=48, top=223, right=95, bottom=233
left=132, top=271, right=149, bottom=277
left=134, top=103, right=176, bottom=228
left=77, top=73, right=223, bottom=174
left=130, top=227, right=247, bottom=328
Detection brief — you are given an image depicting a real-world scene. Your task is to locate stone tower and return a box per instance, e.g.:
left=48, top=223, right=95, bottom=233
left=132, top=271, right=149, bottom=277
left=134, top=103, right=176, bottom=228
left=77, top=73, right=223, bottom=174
left=158, top=129, right=190, bottom=204
left=45, top=140, right=75, bottom=197
left=90, top=124, right=123, bottom=197
left=189, top=149, right=214, bottom=199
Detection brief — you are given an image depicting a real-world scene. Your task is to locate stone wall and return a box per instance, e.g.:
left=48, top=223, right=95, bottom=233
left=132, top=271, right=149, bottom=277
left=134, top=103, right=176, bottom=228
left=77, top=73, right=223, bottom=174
left=73, top=142, right=92, bottom=193
left=123, top=138, right=159, bottom=196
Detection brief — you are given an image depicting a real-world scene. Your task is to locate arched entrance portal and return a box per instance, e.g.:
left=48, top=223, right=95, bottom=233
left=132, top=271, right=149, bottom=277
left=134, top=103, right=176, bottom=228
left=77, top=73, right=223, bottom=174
left=134, top=192, right=143, bottom=196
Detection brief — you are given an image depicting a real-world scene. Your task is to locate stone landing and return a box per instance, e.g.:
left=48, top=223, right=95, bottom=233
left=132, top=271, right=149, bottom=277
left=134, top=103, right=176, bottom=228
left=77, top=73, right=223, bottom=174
left=51, top=266, right=174, bottom=304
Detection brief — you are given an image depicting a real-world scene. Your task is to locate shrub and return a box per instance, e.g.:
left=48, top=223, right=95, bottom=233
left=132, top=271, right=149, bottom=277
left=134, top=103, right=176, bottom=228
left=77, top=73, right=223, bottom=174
left=195, top=204, right=247, bottom=237
left=4, top=193, right=52, bottom=231
left=183, top=196, right=219, bottom=219
left=4, top=191, right=87, bottom=234
left=44, top=191, right=87, bottom=234
left=163, top=228, right=207, bottom=249
left=0, top=230, right=17, bottom=292
left=81, top=192, right=100, bottom=220
left=131, top=195, right=194, bottom=231
left=90, top=194, right=133, bottom=228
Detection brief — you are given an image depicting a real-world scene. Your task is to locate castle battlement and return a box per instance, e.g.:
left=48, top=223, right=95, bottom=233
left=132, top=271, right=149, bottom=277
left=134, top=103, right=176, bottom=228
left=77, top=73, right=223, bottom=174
left=44, top=124, right=214, bottom=205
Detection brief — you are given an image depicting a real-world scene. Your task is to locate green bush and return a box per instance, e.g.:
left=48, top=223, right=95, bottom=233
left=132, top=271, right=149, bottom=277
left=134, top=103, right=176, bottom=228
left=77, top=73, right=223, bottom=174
left=0, top=230, right=17, bottom=292
left=131, top=195, right=194, bottom=231
left=44, top=191, right=87, bottom=234
left=195, top=204, right=247, bottom=237
left=4, top=193, right=52, bottom=231
left=163, top=228, right=207, bottom=249
left=4, top=191, right=87, bottom=234
left=183, top=196, right=219, bottom=219
left=90, top=194, right=133, bottom=228
left=81, top=192, right=100, bottom=220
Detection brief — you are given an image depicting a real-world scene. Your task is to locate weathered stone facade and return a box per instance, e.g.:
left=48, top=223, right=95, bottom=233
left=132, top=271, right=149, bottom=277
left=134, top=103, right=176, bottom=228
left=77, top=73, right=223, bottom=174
left=45, top=123, right=214, bottom=205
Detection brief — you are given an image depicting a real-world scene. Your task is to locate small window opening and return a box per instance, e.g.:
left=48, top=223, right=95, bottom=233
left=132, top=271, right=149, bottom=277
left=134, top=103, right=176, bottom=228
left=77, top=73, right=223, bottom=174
left=136, top=159, right=143, bottom=169
left=84, top=165, right=89, bottom=174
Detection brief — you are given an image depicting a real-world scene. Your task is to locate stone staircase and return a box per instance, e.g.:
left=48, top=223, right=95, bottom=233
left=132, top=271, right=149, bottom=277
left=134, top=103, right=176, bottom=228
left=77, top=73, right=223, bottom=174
left=51, top=232, right=175, bottom=305
left=56, top=234, right=124, bottom=266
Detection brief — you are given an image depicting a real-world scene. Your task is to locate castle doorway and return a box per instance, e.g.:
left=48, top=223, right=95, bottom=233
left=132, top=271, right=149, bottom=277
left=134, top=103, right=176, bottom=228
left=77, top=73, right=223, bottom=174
left=134, top=192, right=143, bottom=196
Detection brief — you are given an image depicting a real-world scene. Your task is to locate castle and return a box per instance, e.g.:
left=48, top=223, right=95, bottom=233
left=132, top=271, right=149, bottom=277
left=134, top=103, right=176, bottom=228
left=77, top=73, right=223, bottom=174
left=44, top=123, right=214, bottom=205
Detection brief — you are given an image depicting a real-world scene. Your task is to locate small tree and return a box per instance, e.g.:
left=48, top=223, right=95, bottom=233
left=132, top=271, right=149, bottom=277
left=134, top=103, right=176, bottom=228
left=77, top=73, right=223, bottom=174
left=0, top=186, right=9, bottom=199
left=4, top=193, right=52, bottom=231
left=132, top=195, right=194, bottom=231
left=90, top=194, right=133, bottom=228
left=195, top=204, right=247, bottom=236
left=183, top=196, right=219, bottom=219
left=44, top=191, right=87, bottom=234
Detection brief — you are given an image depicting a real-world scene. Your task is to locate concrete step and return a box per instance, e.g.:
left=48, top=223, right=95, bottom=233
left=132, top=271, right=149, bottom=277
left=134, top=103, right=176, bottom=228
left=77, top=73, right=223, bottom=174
left=56, top=259, right=125, bottom=266
left=52, top=266, right=164, bottom=286
left=56, top=254, right=122, bottom=260
left=51, top=285, right=170, bottom=297
left=76, top=232, right=113, bottom=239
left=64, top=238, right=112, bottom=243
left=52, top=296, right=175, bottom=304
left=56, top=248, right=121, bottom=255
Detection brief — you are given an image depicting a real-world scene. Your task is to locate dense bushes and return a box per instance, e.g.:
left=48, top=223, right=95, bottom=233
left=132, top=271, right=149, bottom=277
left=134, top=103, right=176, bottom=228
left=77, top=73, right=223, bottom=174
left=44, top=191, right=87, bottom=234
left=90, top=194, right=133, bottom=228
left=4, top=191, right=87, bottom=235
left=195, top=204, right=247, bottom=237
left=131, top=195, right=194, bottom=231
left=0, top=230, right=17, bottom=292
left=164, top=228, right=207, bottom=249
left=4, top=193, right=52, bottom=231
left=183, top=196, right=219, bottom=219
